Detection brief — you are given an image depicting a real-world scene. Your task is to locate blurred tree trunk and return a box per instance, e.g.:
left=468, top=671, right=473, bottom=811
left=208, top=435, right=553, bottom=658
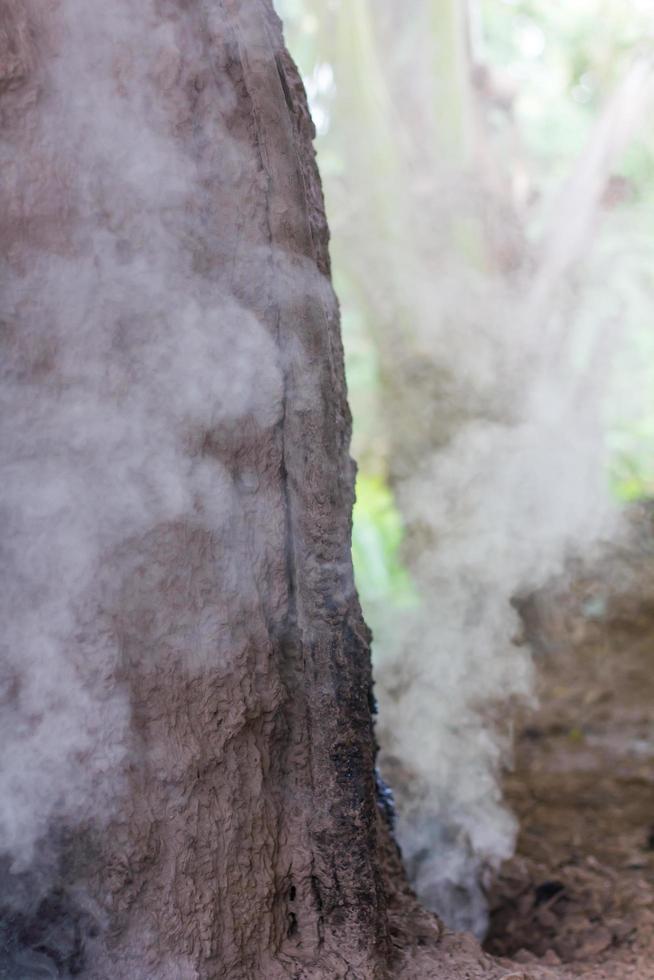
left=327, top=0, right=493, bottom=473
left=0, top=1, right=437, bottom=978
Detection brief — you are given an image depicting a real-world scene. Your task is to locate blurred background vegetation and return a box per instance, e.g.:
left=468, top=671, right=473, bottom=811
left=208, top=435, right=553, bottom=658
left=277, top=0, right=654, bottom=631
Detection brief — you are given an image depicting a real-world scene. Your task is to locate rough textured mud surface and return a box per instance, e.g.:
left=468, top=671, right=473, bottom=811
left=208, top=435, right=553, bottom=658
left=485, top=516, right=654, bottom=979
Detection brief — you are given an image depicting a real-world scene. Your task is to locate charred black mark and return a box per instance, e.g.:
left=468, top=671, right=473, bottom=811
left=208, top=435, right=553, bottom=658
left=310, top=875, right=323, bottom=914
left=534, top=880, right=566, bottom=906
left=274, top=54, right=294, bottom=116
left=287, top=911, right=298, bottom=938
left=0, top=886, right=93, bottom=978
left=375, top=767, right=396, bottom=832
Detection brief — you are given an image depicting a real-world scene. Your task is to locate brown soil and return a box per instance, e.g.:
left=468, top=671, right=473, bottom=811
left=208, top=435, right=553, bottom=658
left=483, top=534, right=654, bottom=978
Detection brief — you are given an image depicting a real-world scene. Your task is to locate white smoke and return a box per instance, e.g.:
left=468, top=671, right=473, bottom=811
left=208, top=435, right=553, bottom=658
left=0, top=2, right=294, bottom=975
left=0, top=0, right=283, bottom=867
left=277, top=0, right=633, bottom=937
left=375, top=353, right=621, bottom=935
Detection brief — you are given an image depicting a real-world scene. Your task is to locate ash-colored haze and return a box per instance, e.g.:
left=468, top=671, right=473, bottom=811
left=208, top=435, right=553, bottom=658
left=363, top=221, right=626, bottom=934
left=275, top=0, right=634, bottom=937
left=0, top=0, right=288, bottom=965
left=4, top=4, right=414, bottom=976
left=376, top=352, right=621, bottom=935
left=0, top=0, right=637, bottom=971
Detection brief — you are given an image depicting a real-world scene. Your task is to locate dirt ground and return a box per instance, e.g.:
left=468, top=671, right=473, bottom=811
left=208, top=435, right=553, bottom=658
left=482, top=517, right=654, bottom=978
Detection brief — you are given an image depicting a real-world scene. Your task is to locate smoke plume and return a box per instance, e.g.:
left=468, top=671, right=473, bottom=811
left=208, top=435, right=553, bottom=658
left=277, top=0, right=637, bottom=936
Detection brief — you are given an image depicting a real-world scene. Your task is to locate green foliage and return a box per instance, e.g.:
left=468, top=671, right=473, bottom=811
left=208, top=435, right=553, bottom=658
left=610, top=437, right=654, bottom=502
left=480, top=0, right=654, bottom=188
left=351, top=473, right=417, bottom=608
